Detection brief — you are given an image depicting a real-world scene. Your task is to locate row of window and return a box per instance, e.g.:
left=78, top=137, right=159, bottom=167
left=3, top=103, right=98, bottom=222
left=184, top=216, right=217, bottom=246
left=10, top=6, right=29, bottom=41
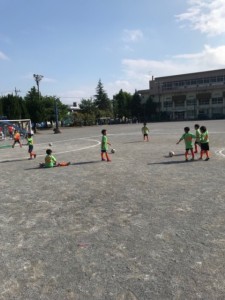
left=163, top=97, right=223, bottom=107
left=161, top=75, right=225, bottom=91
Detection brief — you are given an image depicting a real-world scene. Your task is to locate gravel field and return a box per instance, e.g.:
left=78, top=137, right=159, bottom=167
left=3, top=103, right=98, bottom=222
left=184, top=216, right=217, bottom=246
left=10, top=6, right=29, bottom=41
left=0, top=120, right=225, bottom=300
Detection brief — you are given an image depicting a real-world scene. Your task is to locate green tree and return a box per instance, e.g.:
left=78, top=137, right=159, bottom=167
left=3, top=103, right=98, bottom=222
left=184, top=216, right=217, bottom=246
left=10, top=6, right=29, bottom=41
left=94, top=79, right=111, bottom=113
left=41, top=96, right=68, bottom=124
left=145, top=96, right=158, bottom=121
left=113, top=89, right=132, bottom=119
left=24, top=87, right=44, bottom=130
left=0, top=94, right=25, bottom=119
left=79, top=98, right=96, bottom=114
left=131, top=92, right=142, bottom=121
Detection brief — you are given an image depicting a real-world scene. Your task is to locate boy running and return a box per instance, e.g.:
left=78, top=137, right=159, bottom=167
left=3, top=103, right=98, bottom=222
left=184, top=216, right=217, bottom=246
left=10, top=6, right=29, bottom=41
left=176, top=127, right=196, bottom=161
left=142, top=123, right=149, bottom=142
left=12, top=130, right=22, bottom=148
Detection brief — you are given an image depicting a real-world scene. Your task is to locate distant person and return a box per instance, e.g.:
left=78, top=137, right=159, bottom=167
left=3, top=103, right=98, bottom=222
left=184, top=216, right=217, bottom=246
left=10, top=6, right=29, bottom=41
left=12, top=130, right=22, bottom=148
left=39, top=149, right=70, bottom=168
left=27, top=133, right=36, bottom=160
left=176, top=127, right=196, bottom=161
left=194, top=124, right=201, bottom=154
left=199, top=126, right=210, bottom=161
left=8, top=125, right=14, bottom=139
left=0, top=126, right=4, bottom=140
left=141, top=123, right=149, bottom=142
left=101, top=129, right=111, bottom=162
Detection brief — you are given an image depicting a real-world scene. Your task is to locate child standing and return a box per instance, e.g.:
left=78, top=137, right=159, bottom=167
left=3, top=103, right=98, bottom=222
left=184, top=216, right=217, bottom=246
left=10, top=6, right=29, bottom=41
left=27, top=133, right=36, bottom=159
left=12, top=130, right=22, bottom=148
left=194, top=124, right=201, bottom=153
left=199, top=126, right=210, bottom=161
left=141, top=123, right=149, bottom=142
left=176, top=127, right=196, bottom=161
left=39, top=149, right=70, bottom=168
left=101, top=129, right=111, bottom=162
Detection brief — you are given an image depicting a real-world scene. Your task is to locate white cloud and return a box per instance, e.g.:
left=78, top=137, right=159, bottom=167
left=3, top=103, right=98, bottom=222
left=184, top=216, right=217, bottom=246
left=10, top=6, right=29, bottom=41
left=119, top=44, right=225, bottom=91
left=176, top=0, right=225, bottom=36
left=0, top=51, right=9, bottom=60
left=60, top=44, right=225, bottom=101
left=122, top=29, right=143, bottom=42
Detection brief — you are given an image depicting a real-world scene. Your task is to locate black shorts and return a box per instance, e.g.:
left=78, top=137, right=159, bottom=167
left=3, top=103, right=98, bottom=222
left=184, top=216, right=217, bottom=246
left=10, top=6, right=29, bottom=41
left=195, top=141, right=200, bottom=145
left=28, top=145, right=33, bottom=153
left=101, top=150, right=107, bottom=153
left=201, top=142, right=209, bottom=151
left=186, top=147, right=193, bottom=151
left=143, top=133, right=148, bottom=137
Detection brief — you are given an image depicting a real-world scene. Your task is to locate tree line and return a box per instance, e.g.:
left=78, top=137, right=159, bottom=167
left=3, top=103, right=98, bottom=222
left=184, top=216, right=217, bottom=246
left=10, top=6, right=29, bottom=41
left=0, top=80, right=161, bottom=127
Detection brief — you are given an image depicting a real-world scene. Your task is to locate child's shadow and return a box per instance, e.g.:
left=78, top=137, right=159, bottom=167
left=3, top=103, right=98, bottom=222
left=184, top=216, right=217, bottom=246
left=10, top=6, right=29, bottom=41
left=24, top=160, right=101, bottom=170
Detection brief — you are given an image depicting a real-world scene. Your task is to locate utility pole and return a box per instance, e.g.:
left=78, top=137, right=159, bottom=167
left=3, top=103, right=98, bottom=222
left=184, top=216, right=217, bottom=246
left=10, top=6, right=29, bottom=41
left=14, top=87, right=21, bottom=96
left=33, top=74, right=43, bottom=99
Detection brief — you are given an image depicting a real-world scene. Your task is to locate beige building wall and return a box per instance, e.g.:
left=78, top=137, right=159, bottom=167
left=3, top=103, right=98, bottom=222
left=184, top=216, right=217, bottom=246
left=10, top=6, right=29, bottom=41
left=138, top=69, right=225, bottom=120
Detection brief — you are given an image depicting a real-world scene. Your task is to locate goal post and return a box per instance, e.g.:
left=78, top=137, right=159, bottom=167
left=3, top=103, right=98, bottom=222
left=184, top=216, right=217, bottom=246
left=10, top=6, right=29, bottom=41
left=0, top=119, right=33, bottom=139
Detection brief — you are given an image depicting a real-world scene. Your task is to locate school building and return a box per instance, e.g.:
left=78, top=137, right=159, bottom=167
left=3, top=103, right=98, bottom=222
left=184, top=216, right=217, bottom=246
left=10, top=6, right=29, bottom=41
left=138, top=68, right=225, bottom=121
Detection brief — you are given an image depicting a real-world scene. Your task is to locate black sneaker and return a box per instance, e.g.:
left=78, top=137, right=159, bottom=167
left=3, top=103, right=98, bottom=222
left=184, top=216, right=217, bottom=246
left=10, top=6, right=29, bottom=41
left=205, top=157, right=210, bottom=161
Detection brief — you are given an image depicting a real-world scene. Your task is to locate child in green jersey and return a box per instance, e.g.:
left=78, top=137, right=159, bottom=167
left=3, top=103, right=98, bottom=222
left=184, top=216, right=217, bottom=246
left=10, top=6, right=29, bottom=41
left=141, top=123, right=149, bottom=142
left=27, top=133, right=36, bottom=159
left=199, top=126, right=210, bottom=161
left=39, top=149, right=70, bottom=168
left=101, top=129, right=111, bottom=162
left=176, top=127, right=196, bottom=161
left=194, top=124, right=201, bottom=153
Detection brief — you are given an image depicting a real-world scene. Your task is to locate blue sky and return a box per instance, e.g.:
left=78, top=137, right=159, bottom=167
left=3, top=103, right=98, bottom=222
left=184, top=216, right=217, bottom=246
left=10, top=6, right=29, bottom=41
left=1, top=0, right=225, bottom=104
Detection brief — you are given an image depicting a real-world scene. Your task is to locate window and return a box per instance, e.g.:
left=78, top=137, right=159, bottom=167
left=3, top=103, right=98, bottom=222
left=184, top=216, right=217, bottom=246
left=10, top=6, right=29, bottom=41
left=212, top=97, right=223, bottom=104
left=199, top=99, right=209, bottom=105
left=187, top=99, right=196, bottom=106
left=174, top=100, right=185, bottom=107
left=187, top=111, right=195, bottom=117
left=217, top=76, right=224, bottom=82
left=164, top=101, right=172, bottom=108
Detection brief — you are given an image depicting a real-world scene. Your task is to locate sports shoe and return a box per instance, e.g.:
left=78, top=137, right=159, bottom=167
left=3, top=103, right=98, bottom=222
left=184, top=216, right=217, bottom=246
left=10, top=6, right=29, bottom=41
left=107, top=159, right=111, bottom=162
left=191, top=158, right=194, bottom=161
left=205, top=157, right=210, bottom=161
left=185, top=158, right=188, bottom=162
left=102, top=158, right=106, bottom=161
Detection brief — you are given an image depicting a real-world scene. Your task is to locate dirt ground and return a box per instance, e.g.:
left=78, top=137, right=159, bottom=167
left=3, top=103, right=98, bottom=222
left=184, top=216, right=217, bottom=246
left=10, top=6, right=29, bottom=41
left=1, top=120, right=225, bottom=300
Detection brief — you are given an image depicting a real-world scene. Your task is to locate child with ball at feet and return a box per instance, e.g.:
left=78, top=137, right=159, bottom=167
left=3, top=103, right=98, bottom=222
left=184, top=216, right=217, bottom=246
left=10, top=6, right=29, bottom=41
left=101, top=129, right=111, bottom=162
left=27, top=133, right=36, bottom=159
left=39, top=149, right=70, bottom=168
left=176, top=127, right=196, bottom=161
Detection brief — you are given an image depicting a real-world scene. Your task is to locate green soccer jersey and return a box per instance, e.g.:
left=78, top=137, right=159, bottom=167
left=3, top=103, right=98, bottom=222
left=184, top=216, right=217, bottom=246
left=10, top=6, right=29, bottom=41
left=195, top=129, right=201, bottom=142
left=200, top=130, right=209, bottom=143
left=180, top=133, right=196, bottom=149
left=45, top=154, right=56, bottom=168
left=142, top=126, right=149, bottom=135
left=101, top=135, right=108, bottom=151
left=27, top=137, right=33, bottom=145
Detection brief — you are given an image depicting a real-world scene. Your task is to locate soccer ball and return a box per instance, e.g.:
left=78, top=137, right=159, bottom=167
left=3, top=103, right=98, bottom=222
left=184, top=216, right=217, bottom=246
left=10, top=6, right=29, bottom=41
left=111, top=148, right=116, bottom=154
left=49, top=143, right=52, bottom=147
left=169, top=151, right=175, bottom=157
